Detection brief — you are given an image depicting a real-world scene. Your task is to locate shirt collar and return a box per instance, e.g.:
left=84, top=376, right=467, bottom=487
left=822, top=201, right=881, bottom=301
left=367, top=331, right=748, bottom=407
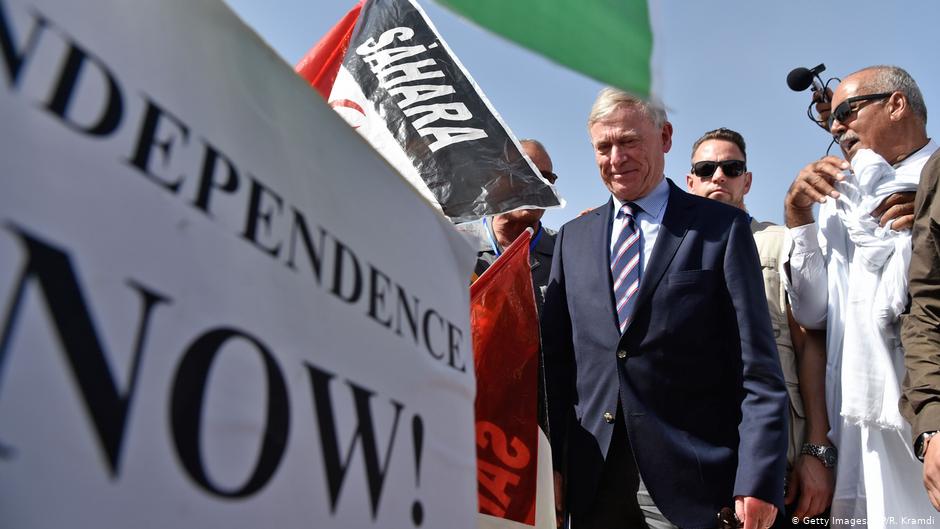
left=480, top=216, right=545, bottom=254
left=896, top=139, right=938, bottom=170
left=533, top=226, right=554, bottom=256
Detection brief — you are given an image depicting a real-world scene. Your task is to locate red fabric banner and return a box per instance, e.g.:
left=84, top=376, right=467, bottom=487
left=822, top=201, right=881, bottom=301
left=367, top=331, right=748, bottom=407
left=294, top=1, right=362, bottom=98
left=470, top=229, right=540, bottom=525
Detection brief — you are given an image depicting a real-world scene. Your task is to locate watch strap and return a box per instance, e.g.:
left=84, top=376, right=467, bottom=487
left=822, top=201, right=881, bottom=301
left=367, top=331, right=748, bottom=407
left=800, top=442, right=836, bottom=468
left=916, top=431, right=939, bottom=462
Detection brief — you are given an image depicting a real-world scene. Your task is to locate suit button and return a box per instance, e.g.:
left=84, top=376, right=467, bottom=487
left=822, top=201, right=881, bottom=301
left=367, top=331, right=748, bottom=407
left=603, top=411, right=615, bottom=424
left=617, top=350, right=627, bottom=359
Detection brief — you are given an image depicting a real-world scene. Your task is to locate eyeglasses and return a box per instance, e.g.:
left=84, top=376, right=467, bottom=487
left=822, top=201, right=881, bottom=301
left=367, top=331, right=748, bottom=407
left=540, top=170, right=558, bottom=184
left=827, top=92, right=892, bottom=129
left=691, top=160, right=747, bottom=178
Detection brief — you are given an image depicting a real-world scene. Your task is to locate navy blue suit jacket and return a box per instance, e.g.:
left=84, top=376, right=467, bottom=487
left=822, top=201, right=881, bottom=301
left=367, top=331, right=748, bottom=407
left=542, top=180, right=788, bottom=528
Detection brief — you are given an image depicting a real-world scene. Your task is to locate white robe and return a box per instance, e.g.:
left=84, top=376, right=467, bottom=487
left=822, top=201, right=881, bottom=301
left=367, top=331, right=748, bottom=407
left=785, top=143, right=938, bottom=526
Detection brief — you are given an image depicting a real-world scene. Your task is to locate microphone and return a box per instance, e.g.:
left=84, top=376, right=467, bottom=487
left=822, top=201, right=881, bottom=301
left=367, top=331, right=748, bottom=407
left=787, top=63, right=827, bottom=98
left=788, top=64, right=833, bottom=134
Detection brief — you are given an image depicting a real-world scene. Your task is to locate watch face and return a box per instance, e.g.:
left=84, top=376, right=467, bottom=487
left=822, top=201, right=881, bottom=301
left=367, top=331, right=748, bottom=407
left=801, top=443, right=837, bottom=467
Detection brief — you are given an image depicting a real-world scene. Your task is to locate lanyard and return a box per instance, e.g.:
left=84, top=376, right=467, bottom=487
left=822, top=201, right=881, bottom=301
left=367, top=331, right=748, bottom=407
left=482, top=217, right=543, bottom=257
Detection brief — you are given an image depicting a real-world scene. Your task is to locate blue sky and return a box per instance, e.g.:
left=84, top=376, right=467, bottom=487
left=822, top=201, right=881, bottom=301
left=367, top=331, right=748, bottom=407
left=223, top=0, right=940, bottom=230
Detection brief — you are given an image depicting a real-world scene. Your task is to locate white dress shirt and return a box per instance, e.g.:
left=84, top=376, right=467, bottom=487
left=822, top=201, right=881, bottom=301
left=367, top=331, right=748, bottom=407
left=610, top=177, right=670, bottom=276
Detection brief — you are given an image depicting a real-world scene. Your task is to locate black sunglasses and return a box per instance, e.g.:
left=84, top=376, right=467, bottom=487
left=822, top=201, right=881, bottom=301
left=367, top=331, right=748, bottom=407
left=691, top=160, right=747, bottom=178
left=540, top=170, right=558, bottom=184
left=827, top=92, right=892, bottom=129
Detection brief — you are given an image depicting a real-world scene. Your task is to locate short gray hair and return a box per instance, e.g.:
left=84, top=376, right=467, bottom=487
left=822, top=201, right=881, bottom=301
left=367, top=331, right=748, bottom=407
left=857, top=65, right=928, bottom=124
left=587, top=87, right=667, bottom=129
left=518, top=138, right=546, bottom=152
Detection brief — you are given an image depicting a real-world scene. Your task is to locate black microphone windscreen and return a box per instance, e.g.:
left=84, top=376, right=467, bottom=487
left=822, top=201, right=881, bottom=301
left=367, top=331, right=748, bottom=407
left=787, top=67, right=814, bottom=91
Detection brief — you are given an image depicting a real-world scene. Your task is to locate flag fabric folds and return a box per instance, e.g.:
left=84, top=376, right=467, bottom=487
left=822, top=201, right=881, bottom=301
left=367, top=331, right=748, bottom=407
left=471, top=228, right=554, bottom=528
left=435, top=0, right=654, bottom=98
left=295, top=1, right=362, bottom=98
left=296, top=0, right=561, bottom=223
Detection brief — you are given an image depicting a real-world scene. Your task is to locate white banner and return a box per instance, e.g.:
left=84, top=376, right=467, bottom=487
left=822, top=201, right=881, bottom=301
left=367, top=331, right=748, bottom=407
left=0, top=0, right=477, bottom=528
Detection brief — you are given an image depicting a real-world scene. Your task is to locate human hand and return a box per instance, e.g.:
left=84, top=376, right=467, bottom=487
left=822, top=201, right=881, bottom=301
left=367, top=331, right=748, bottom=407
left=785, top=157, right=849, bottom=227
left=923, top=435, right=940, bottom=511
left=554, top=471, right=565, bottom=527
left=813, top=88, right=834, bottom=130
left=784, top=455, right=834, bottom=518
left=871, top=191, right=916, bottom=230
left=734, top=496, right=778, bottom=529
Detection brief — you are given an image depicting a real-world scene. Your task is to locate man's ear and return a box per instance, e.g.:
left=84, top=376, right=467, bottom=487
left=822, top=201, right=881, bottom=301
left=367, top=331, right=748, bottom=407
left=662, top=121, right=674, bottom=153
left=887, top=91, right=907, bottom=121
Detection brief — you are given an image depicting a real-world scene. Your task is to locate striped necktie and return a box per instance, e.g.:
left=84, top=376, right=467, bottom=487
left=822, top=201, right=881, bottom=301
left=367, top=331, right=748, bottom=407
left=611, top=203, right=641, bottom=333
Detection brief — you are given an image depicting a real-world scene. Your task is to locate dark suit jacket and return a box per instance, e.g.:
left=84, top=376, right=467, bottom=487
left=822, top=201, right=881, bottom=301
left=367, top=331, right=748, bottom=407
left=542, top=180, right=788, bottom=529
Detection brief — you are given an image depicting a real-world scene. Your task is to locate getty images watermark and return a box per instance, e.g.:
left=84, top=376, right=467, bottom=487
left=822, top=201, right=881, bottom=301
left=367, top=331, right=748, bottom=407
left=793, top=516, right=937, bottom=527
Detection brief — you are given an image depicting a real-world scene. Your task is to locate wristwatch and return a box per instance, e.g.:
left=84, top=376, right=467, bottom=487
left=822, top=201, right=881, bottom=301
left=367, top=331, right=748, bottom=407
left=801, top=442, right=838, bottom=468
left=915, top=431, right=939, bottom=461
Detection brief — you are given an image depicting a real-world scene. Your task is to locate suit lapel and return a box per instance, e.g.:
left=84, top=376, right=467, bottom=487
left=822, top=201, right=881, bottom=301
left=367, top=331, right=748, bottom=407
left=625, top=181, right=695, bottom=333
left=591, top=199, right=621, bottom=329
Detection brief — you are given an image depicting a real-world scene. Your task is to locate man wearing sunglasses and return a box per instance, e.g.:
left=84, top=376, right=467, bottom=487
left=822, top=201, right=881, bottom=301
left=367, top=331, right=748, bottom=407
left=784, top=65, right=938, bottom=520
left=460, top=138, right=558, bottom=457
left=685, top=133, right=751, bottom=211
left=542, top=88, right=787, bottom=529
left=466, top=138, right=558, bottom=312
left=686, top=128, right=834, bottom=522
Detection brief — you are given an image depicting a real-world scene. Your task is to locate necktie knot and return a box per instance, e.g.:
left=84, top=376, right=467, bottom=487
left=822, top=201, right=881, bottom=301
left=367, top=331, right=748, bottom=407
left=621, top=202, right=641, bottom=219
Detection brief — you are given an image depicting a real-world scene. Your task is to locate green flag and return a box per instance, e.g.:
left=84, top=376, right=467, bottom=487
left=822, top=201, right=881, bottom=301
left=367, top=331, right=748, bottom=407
left=435, top=0, right=653, bottom=98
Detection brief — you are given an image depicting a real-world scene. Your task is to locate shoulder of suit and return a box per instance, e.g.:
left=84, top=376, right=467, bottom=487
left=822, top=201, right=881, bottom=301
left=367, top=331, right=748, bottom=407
left=920, top=151, right=940, bottom=192
left=681, top=189, right=748, bottom=220
left=926, top=148, right=940, bottom=168
left=559, top=204, right=608, bottom=232
left=750, top=220, right=784, bottom=236
left=534, top=226, right=558, bottom=254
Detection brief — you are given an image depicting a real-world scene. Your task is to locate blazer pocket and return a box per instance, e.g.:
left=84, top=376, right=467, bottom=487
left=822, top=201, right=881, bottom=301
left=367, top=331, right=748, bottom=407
left=667, top=269, right=715, bottom=287
left=665, top=270, right=717, bottom=338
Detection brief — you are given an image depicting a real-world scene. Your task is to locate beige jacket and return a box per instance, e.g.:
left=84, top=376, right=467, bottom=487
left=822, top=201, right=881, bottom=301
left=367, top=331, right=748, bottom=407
left=752, top=219, right=805, bottom=465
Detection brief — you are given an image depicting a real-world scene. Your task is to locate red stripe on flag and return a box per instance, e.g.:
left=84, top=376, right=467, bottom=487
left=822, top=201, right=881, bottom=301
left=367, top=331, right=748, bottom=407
left=294, top=1, right=363, bottom=99
left=471, top=229, right=540, bottom=526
